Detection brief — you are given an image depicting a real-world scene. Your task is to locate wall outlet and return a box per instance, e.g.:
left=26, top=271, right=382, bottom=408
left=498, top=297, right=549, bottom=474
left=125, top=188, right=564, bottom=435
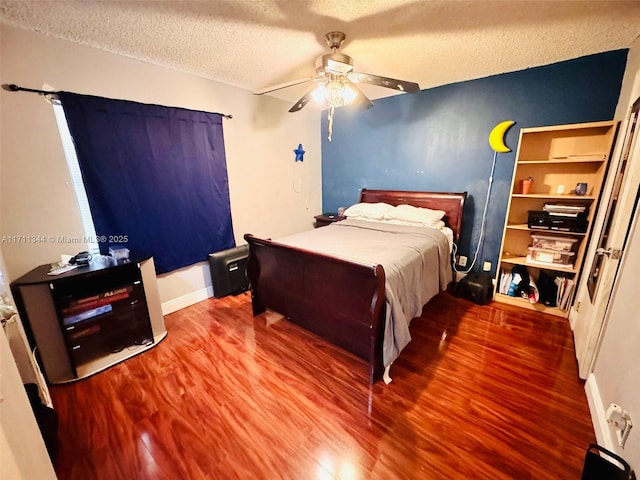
left=458, top=255, right=467, bottom=267
left=606, top=403, right=633, bottom=448
left=483, top=261, right=491, bottom=272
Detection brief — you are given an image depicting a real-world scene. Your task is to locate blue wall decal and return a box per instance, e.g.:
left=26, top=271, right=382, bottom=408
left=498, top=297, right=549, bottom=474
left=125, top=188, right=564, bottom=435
left=294, top=144, right=305, bottom=162
left=321, top=50, right=628, bottom=275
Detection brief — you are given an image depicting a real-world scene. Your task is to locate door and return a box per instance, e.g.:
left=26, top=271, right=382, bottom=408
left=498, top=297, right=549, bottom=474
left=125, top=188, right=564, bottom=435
left=587, top=188, right=640, bottom=463
left=571, top=96, right=640, bottom=378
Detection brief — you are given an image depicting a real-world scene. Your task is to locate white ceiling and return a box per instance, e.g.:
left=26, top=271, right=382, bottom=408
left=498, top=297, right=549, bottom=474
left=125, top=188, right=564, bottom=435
left=2, top=0, right=640, bottom=105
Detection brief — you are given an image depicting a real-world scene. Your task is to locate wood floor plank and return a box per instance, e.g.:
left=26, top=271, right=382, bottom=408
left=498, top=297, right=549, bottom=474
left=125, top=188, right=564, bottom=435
left=50, top=291, right=594, bottom=479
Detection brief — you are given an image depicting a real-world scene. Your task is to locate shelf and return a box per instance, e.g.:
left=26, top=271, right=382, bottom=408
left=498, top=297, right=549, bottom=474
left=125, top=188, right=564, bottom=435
left=496, top=120, right=617, bottom=317
left=72, top=331, right=167, bottom=383
left=494, top=293, right=568, bottom=318
left=506, top=224, right=586, bottom=236
left=511, top=194, right=596, bottom=200
left=518, top=158, right=606, bottom=165
left=500, top=255, right=577, bottom=274
left=520, top=120, right=615, bottom=134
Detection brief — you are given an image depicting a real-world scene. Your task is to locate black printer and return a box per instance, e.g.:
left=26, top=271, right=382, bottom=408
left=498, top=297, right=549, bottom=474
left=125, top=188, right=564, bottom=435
left=528, top=203, right=589, bottom=233
left=528, top=211, right=588, bottom=232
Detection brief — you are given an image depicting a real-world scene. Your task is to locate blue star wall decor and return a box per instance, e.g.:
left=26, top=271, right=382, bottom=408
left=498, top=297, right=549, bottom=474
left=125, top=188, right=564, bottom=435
left=294, top=144, right=305, bottom=162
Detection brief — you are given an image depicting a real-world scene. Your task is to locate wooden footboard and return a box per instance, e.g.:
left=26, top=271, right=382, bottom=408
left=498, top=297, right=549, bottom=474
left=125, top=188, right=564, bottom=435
left=244, top=233, right=387, bottom=383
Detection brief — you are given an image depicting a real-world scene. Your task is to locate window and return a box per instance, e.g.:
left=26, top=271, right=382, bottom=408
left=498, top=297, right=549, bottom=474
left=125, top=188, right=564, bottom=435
left=52, top=100, right=100, bottom=253
left=55, top=91, right=235, bottom=274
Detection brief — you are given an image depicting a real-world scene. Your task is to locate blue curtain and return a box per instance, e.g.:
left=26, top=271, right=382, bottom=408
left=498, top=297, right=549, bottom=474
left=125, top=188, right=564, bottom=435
left=58, top=92, right=235, bottom=274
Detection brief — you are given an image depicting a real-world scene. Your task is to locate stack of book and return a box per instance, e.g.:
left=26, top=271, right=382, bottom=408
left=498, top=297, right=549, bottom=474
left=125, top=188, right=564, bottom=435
left=61, top=287, right=131, bottom=326
left=499, top=268, right=575, bottom=310
left=498, top=270, right=516, bottom=296
left=555, top=276, right=575, bottom=311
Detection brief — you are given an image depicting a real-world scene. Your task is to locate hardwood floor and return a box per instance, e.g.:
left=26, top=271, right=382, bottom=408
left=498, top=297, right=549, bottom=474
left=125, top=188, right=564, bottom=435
left=50, top=291, right=593, bottom=479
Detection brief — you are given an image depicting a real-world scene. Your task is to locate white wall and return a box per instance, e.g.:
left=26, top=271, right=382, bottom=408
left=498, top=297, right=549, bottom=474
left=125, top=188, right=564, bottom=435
left=585, top=37, right=640, bottom=470
left=0, top=25, right=321, bottom=309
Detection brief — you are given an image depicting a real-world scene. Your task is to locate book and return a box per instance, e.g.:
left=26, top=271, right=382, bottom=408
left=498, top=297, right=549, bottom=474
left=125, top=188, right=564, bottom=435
left=552, top=276, right=575, bottom=310
left=63, top=304, right=113, bottom=326
left=559, top=279, right=575, bottom=310
left=499, top=270, right=513, bottom=295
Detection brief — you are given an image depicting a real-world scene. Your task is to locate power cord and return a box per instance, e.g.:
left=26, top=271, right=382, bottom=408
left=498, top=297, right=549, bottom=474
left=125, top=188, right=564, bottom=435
left=453, top=150, right=498, bottom=275
left=292, top=157, right=309, bottom=210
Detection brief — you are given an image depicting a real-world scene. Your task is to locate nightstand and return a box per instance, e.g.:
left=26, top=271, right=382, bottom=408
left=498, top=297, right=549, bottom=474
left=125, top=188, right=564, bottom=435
left=314, top=213, right=346, bottom=228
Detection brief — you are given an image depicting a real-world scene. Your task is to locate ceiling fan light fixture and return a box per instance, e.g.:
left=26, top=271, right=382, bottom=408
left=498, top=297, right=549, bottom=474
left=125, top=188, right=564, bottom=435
left=340, top=84, right=357, bottom=105
left=327, top=76, right=354, bottom=107
left=311, top=83, right=328, bottom=104
left=254, top=31, right=420, bottom=141
left=311, top=76, right=356, bottom=108
left=322, top=77, right=360, bottom=142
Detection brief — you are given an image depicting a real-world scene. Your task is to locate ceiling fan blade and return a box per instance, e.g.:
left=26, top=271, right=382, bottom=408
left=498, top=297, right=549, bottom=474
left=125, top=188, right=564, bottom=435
left=348, top=82, right=374, bottom=110
left=254, top=76, right=320, bottom=95
left=348, top=72, right=420, bottom=93
left=288, top=87, right=316, bottom=113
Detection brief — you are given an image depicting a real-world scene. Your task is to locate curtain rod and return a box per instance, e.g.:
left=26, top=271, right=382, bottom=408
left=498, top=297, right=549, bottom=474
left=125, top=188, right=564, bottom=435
left=3, top=84, right=59, bottom=95
left=2, top=84, right=233, bottom=119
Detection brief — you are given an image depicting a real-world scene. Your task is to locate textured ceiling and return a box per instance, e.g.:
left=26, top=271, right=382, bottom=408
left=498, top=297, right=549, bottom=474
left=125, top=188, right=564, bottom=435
left=2, top=0, right=640, bottom=104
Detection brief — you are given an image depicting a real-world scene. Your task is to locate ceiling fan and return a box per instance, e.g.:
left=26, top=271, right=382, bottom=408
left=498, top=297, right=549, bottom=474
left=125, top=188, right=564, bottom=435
left=254, top=32, right=420, bottom=140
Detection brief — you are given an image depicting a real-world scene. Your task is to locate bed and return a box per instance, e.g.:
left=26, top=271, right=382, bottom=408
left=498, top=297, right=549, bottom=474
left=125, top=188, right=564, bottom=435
left=243, top=189, right=467, bottom=383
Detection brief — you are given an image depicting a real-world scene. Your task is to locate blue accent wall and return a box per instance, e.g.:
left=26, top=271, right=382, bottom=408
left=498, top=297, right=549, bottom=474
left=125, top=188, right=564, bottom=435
left=321, top=50, right=628, bottom=274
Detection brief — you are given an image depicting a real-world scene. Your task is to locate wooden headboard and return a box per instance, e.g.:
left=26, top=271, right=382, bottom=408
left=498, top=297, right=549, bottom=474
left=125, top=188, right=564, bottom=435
left=359, top=189, right=467, bottom=244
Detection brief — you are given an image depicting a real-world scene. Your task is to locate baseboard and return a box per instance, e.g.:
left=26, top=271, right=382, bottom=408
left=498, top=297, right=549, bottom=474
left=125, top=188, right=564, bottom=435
left=161, top=286, right=213, bottom=315
left=455, top=271, right=467, bottom=283
left=585, top=373, right=616, bottom=451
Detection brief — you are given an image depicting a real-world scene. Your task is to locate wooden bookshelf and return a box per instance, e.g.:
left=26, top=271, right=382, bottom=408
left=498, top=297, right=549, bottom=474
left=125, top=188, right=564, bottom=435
left=495, top=121, right=618, bottom=317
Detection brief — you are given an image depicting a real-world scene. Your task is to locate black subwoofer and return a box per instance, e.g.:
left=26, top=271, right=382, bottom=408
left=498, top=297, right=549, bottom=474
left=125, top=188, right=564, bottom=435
left=455, top=272, right=494, bottom=305
left=208, top=245, right=250, bottom=298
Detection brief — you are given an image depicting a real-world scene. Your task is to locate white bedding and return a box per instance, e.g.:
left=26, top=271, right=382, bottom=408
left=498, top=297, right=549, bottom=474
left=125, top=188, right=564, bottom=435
left=276, top=219, right=453, bottom=372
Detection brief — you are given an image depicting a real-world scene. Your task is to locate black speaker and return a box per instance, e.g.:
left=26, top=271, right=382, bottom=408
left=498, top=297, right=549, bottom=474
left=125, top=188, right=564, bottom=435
left=455, top=272, right=493, bottom=305
left=208, top=245, right=250, bottom=298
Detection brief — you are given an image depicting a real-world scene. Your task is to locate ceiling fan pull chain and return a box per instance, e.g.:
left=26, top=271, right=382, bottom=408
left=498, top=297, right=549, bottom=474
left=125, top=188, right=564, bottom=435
left=328, top=106, right=335, bottom=142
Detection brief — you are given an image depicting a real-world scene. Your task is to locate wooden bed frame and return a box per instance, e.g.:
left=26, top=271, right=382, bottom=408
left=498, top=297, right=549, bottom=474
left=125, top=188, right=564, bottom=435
left=244, top=189, right=467, bottom=383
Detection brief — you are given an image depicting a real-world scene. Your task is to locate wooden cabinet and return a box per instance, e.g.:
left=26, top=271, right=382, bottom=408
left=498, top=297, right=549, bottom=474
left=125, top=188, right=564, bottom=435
left=11, top=257, right=167, bottom=383
left=495, top=121, right=618, bottom=317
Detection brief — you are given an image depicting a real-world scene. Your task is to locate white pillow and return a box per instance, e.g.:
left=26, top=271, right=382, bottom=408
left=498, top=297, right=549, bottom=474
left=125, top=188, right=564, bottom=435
left=348, top=217, right=387, bottom=224
left=343, top=202, right=394, bottom=220
left=384, top=204, right=446, bottom=223
left=384, top=218, right=445, bottom=229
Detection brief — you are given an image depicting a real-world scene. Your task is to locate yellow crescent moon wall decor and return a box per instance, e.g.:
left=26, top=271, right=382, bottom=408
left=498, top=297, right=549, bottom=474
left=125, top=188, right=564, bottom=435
left=489, top=120, right=516, bottom=153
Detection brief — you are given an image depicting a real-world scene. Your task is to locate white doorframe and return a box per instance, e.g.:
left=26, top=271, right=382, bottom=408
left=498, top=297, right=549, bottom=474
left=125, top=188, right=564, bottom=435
left=570, top=94, right=640, bottom=378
